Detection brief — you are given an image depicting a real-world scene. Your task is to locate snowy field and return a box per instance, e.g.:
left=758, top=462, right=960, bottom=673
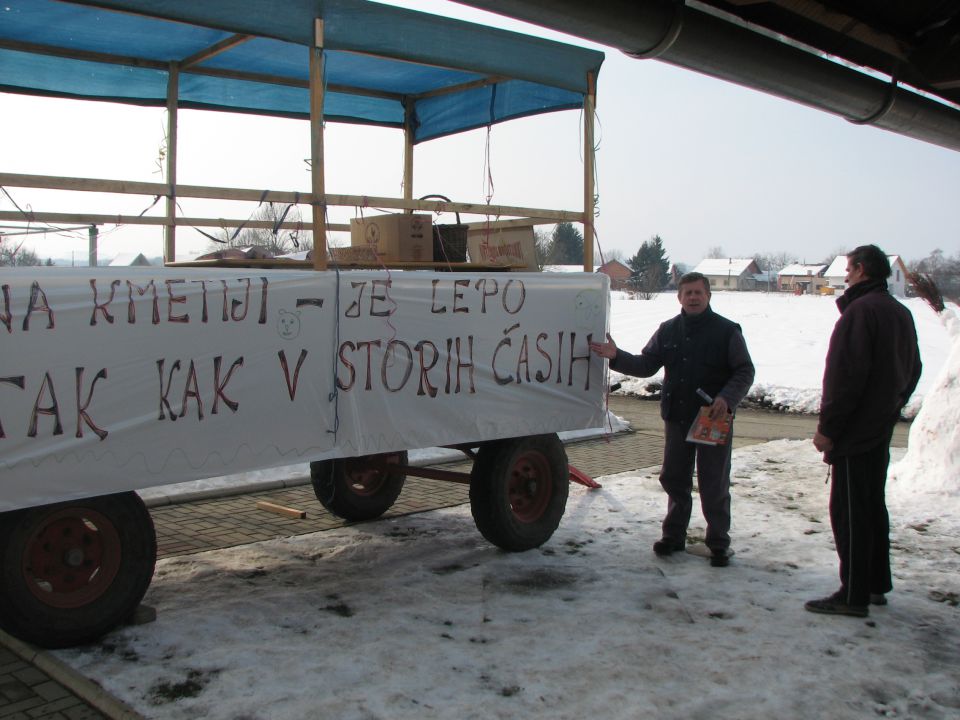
left=604, top=289, right=950, bottom=417
left=53, top=290, right=960, bottom=720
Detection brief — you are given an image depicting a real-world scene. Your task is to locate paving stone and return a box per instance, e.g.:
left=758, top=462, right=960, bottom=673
left=29, top=682, right=71, bottom=703
left=62, top=705, right=107, bottom=720
left=25, top=696, right=76, bottom=715
left=10, top=670, right=45, bottom=689
left=0, top=678, right=34, bottom=704
left=0, top=696, right=44, bottom=717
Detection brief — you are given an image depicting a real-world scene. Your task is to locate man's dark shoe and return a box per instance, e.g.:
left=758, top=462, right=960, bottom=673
left=804, top=591, right=869, bottom=618
left=653, top=538, right=684, bottom=557
left=870, top=593, right=887, bottom=606
left=709, top=548, right=731, bottom=567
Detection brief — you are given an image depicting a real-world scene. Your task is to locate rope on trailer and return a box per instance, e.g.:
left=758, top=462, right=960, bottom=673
left=326, top=207, right=342, bottom=440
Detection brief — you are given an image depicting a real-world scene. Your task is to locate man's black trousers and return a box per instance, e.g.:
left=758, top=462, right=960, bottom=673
left=829, top=438, right=894, bottom=606
left=659, top=418, right=733, bottom=551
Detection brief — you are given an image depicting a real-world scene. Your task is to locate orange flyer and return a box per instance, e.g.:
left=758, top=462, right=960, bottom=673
left=686, top=407, right=731, bottom=445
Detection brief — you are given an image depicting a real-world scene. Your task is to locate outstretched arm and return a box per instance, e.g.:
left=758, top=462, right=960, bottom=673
left=592, top=330, right=665, bottom=378
left=589, top=333, right=618, bottom=359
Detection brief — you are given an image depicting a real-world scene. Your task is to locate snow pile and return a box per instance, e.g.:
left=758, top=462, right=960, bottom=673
left=890, top=305, right=960, bottom=514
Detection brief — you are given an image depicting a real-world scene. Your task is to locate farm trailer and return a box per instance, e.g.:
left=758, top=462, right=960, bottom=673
left=0, top=0, right=608, bottom=648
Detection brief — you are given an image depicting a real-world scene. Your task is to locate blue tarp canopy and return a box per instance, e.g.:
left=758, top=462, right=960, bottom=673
left=0, top=0, right=604, bottom=143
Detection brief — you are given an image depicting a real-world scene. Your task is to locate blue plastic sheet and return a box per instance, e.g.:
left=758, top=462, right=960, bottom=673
left=0, top=0, right=603, bottom=142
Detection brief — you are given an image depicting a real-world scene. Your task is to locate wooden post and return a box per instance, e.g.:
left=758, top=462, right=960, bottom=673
left=403, top=98, right=414, bottom=210
left=310, top=19, right=328, bottom=270
left=583, top=71, right=596, bottom=272
left=87, top=225, right=98, bottom=268
left=164, top=63, right=179, bottom=263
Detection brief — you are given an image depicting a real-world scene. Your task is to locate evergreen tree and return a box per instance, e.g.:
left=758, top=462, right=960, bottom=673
left=547, top=222, right=584, bottom=265
left=627, top=234, right=670, bottom=292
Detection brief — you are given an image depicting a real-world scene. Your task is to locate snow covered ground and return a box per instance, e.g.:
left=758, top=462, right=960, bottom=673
left=54, top=289, right=960, bottom=719
left=57, top=442, right=960, bottom=720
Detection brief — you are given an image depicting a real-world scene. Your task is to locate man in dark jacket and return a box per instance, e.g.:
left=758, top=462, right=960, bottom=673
left=590, top=272, right=755, bottom=567
left=807, top=245, right=921, bottom=618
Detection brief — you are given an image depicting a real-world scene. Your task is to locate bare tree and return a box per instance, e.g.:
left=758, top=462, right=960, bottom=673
left=822, top=246, right=848, bottom=265
left=603, top=248, right=626, bottom=264
left=706, top=245, right=725, bottom=259
left=634, top=268, right=663, bottom=300
left=911, top=249, right=960, bottom=301
left=753, top=251, right=799, bottom=273
left=205, top=203, right=312, bottom=256
left=0, top=239, right=42, bottom=266
left=534, top=227, right=552, bottom=268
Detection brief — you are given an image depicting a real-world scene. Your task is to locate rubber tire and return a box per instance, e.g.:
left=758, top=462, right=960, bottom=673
left=470, top=434, right=569, bottom=552
left=310, top=451, right=407, bottom=521
left=0, top=492, right=157, bottom=649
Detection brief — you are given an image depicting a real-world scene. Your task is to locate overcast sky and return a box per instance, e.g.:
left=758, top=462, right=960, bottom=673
left=1, top=0, right=958, bottom=266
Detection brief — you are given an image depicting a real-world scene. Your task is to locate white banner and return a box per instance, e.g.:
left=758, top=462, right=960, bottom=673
left=0, top=267, right=609, bottom=511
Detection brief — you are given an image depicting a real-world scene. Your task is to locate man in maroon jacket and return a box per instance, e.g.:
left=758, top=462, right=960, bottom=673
left=807, top=245, right=922, bottom=618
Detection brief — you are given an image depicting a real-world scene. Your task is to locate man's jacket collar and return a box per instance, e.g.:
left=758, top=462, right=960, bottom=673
left=680, top=305, right=714, bottom=326
left=836, top=279, right=888, bottom=314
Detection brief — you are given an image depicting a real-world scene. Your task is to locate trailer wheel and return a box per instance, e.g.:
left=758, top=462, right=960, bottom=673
left=0, top=492, right=157, bottom=649
left=310, top=451, right=407, bottom=521
left=470, top=434, right=569, bottom=551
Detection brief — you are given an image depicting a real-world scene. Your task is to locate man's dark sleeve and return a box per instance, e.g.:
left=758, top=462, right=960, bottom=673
left=609, top=327, right=665, bottom=379
left=717, top=328, right=755, bottom=411
left=817, top=310, right=872, bottom=441
left=901, top=330, right=922, bottom=408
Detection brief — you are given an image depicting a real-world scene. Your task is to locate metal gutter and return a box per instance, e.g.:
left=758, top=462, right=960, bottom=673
left=454, top=0, right=960, bottom=153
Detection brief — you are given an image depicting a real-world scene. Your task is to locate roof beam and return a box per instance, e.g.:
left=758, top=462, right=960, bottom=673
left=0, top=37, right=165, bottom=70
left=0, top=38, right=404, bottom=103
left=412, top=75, right=508, bottom=101
left=180, top=33, right=254, bottom=70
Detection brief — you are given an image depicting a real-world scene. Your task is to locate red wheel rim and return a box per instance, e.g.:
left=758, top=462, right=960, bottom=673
left=343, top=453, right=401, bottom=496
left=22, top=507, right=122, bottom=609
left=507, top=450, right=552, bottom=523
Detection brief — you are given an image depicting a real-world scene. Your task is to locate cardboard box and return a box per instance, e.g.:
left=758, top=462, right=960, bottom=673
left=467, top=225, right=538, bottom=270
left=328, top=245, right=382, bottom=263
left=350, top=214, right=432, bottom=262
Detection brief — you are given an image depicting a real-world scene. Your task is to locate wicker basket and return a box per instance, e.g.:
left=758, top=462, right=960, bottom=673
left=421, top=194, right=468, bottom=263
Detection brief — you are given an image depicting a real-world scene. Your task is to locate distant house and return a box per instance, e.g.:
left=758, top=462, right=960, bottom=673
left=666, top=263, right=689, bottom=290
left=692, top=258, right=761, bottom=291
left=542, top=265, right=600, bottom=273
left=751, top=270, right=777, bottom=292
left=778, top=263, right=827, bottom=294
left=108, top=252, right=151, bottom=267
left=823, top=254, right=909, bottom=297
left=596, top=260, right=631, bottom=290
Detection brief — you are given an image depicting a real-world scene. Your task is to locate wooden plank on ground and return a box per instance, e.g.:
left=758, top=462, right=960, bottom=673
left=256, top=500, right=307, bottom=519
